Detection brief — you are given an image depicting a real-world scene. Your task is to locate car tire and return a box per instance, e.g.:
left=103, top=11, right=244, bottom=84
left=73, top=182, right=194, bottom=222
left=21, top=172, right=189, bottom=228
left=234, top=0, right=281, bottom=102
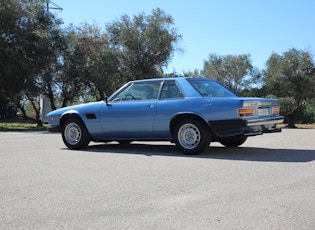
left=173, top=118, right=211, bottom=155
left=62, top=117, right=90, bottom=150
left=219, top=135, right=247, bottom=147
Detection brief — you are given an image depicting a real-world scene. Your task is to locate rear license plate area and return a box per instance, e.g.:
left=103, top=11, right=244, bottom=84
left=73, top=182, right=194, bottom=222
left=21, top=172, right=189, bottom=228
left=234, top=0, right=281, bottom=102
left=258, top=107, right=270, bottom=116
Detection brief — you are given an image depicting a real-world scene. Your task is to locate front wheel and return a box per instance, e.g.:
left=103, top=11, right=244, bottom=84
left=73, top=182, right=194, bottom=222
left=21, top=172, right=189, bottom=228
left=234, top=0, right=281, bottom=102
left=173, top=119, right=211, bottom=155
left=62, top=117, right=90, bottom=150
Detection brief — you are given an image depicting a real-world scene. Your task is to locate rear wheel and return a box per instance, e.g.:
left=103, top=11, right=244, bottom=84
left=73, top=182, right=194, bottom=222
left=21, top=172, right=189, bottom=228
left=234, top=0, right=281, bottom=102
left=219, top=135, right=247, bottom=147
left=173, top=119, right=211, bottom=155
left=62, top=117, right=90, bottom=150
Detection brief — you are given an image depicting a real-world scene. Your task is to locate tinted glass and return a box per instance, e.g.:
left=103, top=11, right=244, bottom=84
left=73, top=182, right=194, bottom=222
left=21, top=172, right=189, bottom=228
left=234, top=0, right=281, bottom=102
left=111, top=81, right=162, bottom=101
left=160, top=80, right=184, bottom=99
left=187, top=79, right=237, bottom=97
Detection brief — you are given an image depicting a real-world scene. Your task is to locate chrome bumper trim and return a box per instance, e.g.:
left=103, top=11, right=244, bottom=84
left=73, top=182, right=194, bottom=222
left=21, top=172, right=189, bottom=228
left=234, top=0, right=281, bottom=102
left=247, top=117, right=284, bottom=126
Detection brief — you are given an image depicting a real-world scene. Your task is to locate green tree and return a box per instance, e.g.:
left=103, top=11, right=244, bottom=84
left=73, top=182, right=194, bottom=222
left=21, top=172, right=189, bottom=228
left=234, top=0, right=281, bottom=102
left=75, top=23, right=121, bottom=100
left=183, top=69, right=202, bottom=78
left=263, top=48, right=315, bottom=127
left=202, top=53, right=261, bottom=94
left=0, top=0, right=26, bottom=103
left=106, top=8, right=182, bottom=80
left=59, top=23, right=121, bottom=103
left=0, top=0, right=64, bottom=125
left=55, top=25, right=93, bottom=107
left=36, top=14, right=65, bottom=111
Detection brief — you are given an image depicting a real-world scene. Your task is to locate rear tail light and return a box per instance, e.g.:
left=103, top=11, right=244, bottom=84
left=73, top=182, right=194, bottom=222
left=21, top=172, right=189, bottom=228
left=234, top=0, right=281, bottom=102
left=238, top=108, right=255, bottom=117
left=272, top=106, right=280, bottom=115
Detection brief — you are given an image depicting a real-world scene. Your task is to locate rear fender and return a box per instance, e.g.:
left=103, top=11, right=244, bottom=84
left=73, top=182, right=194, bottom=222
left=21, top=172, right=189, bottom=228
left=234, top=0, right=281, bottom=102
left=170, top=113, right=214, bottom=139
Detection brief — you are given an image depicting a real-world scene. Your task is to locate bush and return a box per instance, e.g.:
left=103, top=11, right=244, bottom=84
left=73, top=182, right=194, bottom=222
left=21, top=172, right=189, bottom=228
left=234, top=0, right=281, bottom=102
left=295, top=103, right=315, bottom=124
left=266, top=95, right=315, bottom=124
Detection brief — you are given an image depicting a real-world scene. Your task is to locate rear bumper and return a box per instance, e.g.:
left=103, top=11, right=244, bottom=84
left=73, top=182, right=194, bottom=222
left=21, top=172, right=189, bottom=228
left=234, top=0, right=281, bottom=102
left=209, top=116, right=284, bottom=137
left=247, top=117, right=284, bottom=126
left=243, top=125, right=282, bottom=136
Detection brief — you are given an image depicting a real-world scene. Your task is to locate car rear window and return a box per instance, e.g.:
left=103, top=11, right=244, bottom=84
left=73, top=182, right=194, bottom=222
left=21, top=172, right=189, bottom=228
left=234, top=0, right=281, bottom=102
left=187, top=78, right=237, bottom=97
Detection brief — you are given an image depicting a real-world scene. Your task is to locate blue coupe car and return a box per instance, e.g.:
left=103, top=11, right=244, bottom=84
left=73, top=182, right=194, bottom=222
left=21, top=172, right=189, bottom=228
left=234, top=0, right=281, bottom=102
left=47, top=77, right=283, bottom=154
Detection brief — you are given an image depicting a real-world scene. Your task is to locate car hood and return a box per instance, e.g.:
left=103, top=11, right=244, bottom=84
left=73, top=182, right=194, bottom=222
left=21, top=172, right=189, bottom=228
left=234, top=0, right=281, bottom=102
left=47, top=101, right=104, bottom=117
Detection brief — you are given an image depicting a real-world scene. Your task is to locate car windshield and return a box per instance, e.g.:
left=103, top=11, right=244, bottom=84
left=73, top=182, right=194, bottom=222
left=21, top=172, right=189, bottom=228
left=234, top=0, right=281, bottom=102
left=187, top=78, right=238, bottom=97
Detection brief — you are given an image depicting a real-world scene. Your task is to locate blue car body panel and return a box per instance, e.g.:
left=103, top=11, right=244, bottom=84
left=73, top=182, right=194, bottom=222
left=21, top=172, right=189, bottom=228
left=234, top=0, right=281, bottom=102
left=100, top=99, right=158, bottom=139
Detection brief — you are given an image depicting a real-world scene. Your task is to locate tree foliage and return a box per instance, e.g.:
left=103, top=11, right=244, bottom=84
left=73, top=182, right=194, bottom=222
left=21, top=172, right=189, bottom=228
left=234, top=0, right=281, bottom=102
left=1, top=0, right=64, bottom=125
left=202, top=53, right=261, bottom=94
left=263, top=48, right=315, bottom=127
left=106, top=8, right=182, bottom=80
left=71, top=23, right=121, bottom=100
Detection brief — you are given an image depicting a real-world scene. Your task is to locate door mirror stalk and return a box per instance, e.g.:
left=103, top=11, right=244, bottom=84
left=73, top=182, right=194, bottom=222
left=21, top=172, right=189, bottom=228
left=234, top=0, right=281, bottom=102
left=105, top=97, right=111, bottom=106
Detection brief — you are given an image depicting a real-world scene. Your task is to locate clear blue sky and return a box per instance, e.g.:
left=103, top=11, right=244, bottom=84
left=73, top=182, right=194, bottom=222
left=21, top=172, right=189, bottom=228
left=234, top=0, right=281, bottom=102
left=52, top=0, right=315, bottom=74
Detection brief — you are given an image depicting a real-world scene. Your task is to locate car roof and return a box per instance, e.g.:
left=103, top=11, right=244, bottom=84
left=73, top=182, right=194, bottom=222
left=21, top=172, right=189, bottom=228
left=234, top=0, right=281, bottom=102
left=129, top=77, right=216, bottom=83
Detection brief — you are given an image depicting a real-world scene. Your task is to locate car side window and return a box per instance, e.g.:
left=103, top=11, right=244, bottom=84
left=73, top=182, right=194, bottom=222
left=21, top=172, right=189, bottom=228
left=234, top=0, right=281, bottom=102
left=120, top=81, right=161, bottom=101
left=160, top=80, right=184, bottom=99
left=111, top=86, right=131, bottom=102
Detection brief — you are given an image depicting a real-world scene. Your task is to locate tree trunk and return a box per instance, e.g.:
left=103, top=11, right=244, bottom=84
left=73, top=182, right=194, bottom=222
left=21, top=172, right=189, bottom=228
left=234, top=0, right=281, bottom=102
left=61, top=97, right=69, bottom=108
left=30, top=100, right=43, bottom=127
left=17, top=103, right=41, bottom=126
left=287, top=109, right=297, bottom=128
left=18, top=105, right=29, bottom=121
left=47, top=89, right=57, bottom=111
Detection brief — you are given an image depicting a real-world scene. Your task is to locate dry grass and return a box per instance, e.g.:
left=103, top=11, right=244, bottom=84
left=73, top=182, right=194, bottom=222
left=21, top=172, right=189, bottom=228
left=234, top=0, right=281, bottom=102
left=277, top=124, right=315, bottom=129
left=0, top=119, right=48, bottom=131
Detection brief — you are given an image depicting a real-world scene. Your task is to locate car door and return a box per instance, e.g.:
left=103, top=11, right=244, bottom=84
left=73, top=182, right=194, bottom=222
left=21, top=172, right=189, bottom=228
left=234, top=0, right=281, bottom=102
left=154, top=80, right=186, bottom=138
left=100, top=81, right=162, bottom=139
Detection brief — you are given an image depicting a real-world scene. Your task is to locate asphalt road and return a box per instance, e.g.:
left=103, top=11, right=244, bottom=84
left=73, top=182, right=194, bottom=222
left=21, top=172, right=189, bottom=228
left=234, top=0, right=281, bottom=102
left=0, top=129, right=314, bottom=229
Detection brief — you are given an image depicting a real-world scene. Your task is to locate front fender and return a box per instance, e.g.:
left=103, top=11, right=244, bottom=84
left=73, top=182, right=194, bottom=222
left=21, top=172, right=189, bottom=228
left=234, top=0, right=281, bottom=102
left=60, top=110, right=82, bottom=127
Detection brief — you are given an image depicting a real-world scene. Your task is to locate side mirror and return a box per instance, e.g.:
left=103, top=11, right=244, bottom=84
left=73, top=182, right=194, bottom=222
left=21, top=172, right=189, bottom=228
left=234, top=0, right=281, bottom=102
left=105, top=97, right=111, bottom=106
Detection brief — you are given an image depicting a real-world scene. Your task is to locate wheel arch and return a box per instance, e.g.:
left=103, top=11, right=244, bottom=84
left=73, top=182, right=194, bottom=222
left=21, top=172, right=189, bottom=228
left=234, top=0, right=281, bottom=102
left=60, top=112, right=85, bottom=131
left=170, top=113, right=214, bottom=138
